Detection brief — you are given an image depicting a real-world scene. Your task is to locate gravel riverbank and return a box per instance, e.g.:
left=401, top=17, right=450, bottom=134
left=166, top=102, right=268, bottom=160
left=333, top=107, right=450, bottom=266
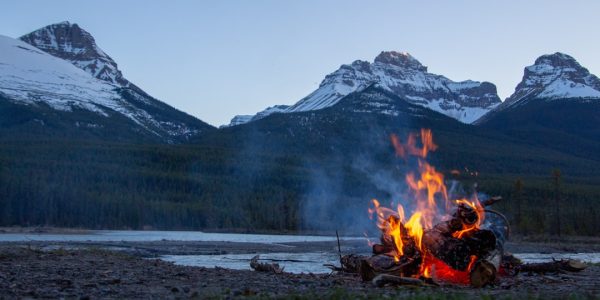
left=0, top=245, right=598, bottom=299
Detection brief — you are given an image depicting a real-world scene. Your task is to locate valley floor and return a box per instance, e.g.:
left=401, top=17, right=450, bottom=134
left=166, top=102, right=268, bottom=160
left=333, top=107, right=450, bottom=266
left=0, top=245, right=599, bottom=299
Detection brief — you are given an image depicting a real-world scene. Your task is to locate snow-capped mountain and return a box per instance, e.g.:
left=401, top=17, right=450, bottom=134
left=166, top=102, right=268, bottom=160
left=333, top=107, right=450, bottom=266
left=19, top=21, right=128, bottom=86
left=502, top=52, right=600, bottom=107
left=226, top=51, right=501, bottom=126
left=477, top=52, right=600, bottom=141
left=0, top=23, right=213, bottom=142
left=0, top=34, right=119, bottom=112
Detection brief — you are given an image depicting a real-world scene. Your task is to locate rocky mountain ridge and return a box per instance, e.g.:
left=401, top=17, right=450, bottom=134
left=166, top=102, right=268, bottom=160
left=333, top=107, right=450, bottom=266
left=226, top=51, right=502, bottom=126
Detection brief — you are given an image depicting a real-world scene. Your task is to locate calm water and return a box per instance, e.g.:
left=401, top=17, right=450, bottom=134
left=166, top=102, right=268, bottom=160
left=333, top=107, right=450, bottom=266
left=0, top=230, right=352, bottom=243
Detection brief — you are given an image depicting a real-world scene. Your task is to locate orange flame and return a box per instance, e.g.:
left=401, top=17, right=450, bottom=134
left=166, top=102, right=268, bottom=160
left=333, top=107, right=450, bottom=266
left=369, top=129, right=484, bottom=283
left=391, top=128, right=438, bottom=159
left=452, top=199, right=485, bottom=239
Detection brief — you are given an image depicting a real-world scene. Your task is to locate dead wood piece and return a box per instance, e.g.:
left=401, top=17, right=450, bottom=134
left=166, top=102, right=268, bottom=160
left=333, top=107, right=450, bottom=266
left=250, top=255, right=284, bottom=274
left=422, top=224, right=496, bottom=271
left=519, top=259, right=587, bottom=274
left=372, top=244, right=394, bottom=255
left=323, top=263, right=343, bottom=272
left=335, top=230, right=342, bottom=263
left=372, top=274, right=426, bottom=287
left=340, top=254, right=367, bottom=273
left=359, top=255, right=422, bottom=282
left=469, top=260, right=497, bottom=287
left=325, top=254, right=368, bottom=273
left=481, top=196, right=502, bottom=207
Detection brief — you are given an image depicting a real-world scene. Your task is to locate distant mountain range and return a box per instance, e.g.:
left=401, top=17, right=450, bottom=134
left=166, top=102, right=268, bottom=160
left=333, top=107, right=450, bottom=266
left=1, top=21, right=599, bottom=144
left=1, top=21, right=600, bottom=232
left=226, top=51, right=501, bottom=126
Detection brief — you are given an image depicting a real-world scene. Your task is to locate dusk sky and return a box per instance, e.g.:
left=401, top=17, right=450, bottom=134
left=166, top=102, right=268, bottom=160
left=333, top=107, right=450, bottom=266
left=3, top=0, right=599, bottom=126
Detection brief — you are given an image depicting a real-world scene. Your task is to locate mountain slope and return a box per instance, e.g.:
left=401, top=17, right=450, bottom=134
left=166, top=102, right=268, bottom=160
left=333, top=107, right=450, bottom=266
left=226, top=51, right=501, bottom=126
left=476, top=53, right=600, bottom=159
left=1, top=23, right=214, bottom=142
left=202, top=85, right=600, bottom=184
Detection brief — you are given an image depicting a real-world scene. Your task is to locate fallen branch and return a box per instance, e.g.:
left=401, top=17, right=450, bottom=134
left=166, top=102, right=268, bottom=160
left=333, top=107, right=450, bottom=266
left=250, top=255, right=284, bottom=274
left=372, top=274, right=426, bottom=287
left=359, top=254, right=422, bottom=281
left=340, top=254, right=367, bottom=273
left=518, top=259, right=587, bottom=274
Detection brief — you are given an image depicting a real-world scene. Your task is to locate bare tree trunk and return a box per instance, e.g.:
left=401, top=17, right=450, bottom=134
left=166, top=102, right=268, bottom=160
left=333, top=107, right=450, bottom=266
left=552, top=169, right=561, bottom=237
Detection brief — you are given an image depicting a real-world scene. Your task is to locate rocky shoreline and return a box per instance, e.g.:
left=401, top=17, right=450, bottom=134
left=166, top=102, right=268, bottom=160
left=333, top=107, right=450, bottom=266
left=0, top=244, right=598, bottom=299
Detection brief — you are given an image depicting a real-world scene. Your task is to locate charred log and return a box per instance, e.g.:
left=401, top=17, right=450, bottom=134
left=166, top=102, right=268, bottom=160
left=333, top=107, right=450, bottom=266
left=359, top=254, right=422, bottom=281
left=469, top=260, right=497, bottom=287
left=372, top=243, right=394, bottom=255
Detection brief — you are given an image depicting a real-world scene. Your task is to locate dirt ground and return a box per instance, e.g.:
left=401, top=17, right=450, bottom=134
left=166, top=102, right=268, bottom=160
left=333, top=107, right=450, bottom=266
left=0, top=244, right=598, bottom=299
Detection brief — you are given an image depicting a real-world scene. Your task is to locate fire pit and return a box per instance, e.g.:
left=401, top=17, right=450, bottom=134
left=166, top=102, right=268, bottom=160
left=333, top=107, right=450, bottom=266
left=330, top=129, right=585, bottom=288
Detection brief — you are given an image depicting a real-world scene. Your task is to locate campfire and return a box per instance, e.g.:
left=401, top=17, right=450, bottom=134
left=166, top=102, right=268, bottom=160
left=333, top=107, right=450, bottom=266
left=326, top=129, right=585, bottom=287
left=249, top=128, right=587, bottom=287
left=358, top=129, right=501, bottom=287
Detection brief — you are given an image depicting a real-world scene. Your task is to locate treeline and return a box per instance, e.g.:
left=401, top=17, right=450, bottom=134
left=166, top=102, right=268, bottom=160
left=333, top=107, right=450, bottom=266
left=0, top=137, right=599, bottom=236
left=0, top=139, right=306, bottom=230
left=479, top=174, right=600, bottom=236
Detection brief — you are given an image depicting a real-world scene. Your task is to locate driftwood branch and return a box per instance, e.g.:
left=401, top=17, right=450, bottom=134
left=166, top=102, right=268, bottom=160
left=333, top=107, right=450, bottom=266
left=518, top=259, right=587, bottom=274
left=372, top=274, right=426, bottom=287
left=359, top=254, right=422, bottom=281
left=481, top=196, right=502, bottom=207
left=250, top=255, right=284, bottom=274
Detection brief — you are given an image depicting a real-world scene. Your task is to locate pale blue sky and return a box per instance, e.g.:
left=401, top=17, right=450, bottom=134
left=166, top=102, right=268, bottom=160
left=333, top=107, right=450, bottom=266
left=2, top=0, right=599, bottom=126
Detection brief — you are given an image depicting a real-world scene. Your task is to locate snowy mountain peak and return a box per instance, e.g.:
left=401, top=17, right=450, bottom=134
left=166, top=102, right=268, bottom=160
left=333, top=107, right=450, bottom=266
left=534, top=52, right=580, bottom=68
left=226, top=51, right=500, bottom=126
left=504, top=52, right=600, bottom=106
left=19, top=21, right=128, bottom=86
left=0, top=32, right=211, bottom=141
left=374, top=51, right=427, bottom=72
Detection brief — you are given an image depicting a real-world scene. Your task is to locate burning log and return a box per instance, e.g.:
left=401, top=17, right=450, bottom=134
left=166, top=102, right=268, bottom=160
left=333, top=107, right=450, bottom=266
left=422, top=222, right=496, bottom=271
left=249, top=255, right=284, bottom=274
left=366, top=198, right=504, bottom=287
left=361, top=130, right=512, bottom=287
left=469, top=260, right=497, bottom=287
left=421, top=201, right=496, bottom=271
